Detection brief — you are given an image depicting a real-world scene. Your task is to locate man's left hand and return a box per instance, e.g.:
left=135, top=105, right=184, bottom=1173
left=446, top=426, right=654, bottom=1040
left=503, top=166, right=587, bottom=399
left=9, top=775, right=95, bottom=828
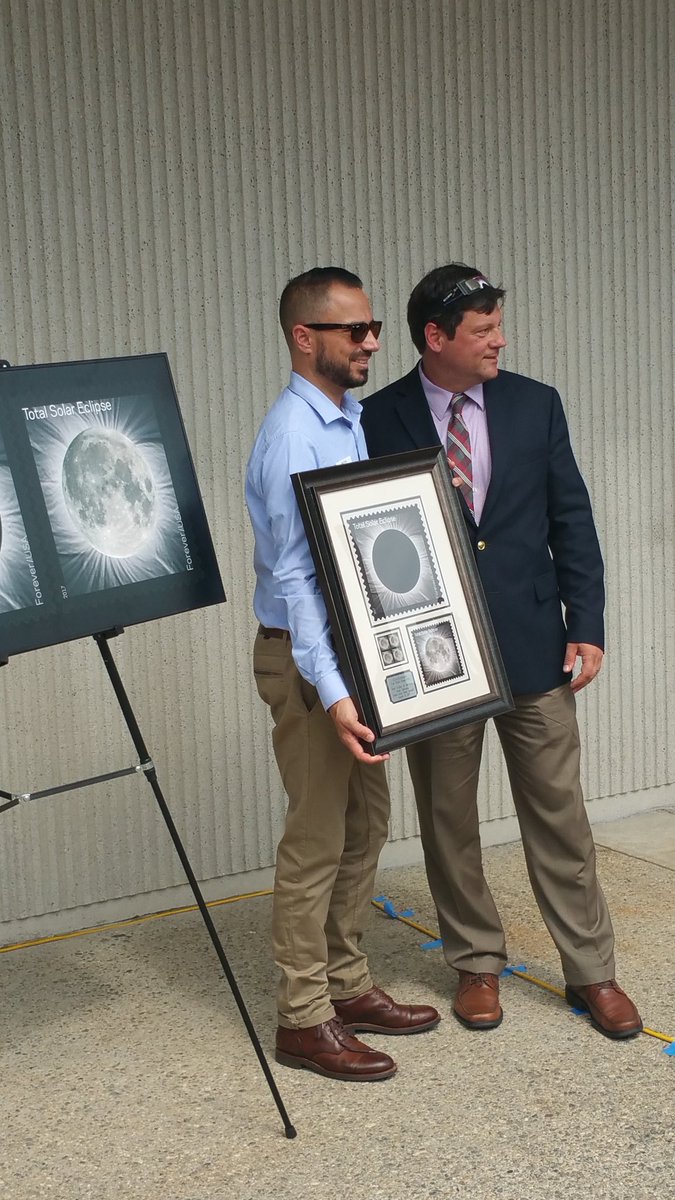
left=564, top=642, right=604, bottom=693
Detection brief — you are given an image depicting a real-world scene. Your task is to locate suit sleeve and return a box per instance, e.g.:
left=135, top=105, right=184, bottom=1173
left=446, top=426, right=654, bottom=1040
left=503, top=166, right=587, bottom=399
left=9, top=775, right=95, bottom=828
left=546, top=391, right=605, bottom=648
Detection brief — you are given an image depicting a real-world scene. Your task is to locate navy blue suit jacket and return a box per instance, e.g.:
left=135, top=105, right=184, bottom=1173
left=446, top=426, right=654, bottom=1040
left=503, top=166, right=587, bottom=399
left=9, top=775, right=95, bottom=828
left=360, top=367, right=604, bottom=696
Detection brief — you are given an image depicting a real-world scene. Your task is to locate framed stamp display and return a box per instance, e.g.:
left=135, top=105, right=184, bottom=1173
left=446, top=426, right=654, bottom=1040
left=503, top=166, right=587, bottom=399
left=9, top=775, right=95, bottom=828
left=293, top=447, right=512, bottom=753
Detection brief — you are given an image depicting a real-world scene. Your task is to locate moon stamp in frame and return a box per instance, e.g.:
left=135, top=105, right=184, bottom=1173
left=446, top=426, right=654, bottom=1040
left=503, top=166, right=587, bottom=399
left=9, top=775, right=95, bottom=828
left=409, top=615, right=468, bottom=692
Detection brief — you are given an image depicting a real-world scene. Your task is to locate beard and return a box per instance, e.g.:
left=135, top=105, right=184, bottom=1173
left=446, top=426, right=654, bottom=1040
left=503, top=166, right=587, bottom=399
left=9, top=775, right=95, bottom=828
left=315, top=341, right=370, bottom=392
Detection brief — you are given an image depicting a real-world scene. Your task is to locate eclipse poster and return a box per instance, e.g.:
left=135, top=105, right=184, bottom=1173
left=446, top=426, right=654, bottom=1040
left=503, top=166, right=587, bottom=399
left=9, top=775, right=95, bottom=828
left=0, top=354, right=225, bottom=659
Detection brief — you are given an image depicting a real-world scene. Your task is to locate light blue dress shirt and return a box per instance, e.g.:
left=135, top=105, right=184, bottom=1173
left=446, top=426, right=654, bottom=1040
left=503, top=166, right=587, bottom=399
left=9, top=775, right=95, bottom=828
left=245, top=370, right=367, bottom=710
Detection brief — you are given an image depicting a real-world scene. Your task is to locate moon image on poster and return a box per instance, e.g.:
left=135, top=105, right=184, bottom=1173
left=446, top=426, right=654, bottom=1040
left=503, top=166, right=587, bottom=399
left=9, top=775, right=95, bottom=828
left=62, top=429, right=157, bottom=557
left=26, top=395, right=190, bottom=595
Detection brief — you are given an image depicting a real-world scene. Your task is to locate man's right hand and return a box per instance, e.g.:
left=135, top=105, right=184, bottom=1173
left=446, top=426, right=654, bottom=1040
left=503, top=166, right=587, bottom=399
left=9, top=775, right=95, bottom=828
left=328, top=697, right=389, bottom=763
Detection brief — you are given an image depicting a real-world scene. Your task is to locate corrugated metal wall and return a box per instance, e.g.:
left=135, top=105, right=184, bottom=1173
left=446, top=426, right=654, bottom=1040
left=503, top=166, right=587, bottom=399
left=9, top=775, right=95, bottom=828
left=0, top=0, right=673, bottom=935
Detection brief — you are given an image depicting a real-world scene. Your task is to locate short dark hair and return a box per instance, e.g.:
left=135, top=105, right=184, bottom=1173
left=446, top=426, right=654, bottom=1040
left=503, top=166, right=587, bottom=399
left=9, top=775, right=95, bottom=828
left=407, top=263, right=505, bottom=354
left=279, top=267, right=363, bottom=340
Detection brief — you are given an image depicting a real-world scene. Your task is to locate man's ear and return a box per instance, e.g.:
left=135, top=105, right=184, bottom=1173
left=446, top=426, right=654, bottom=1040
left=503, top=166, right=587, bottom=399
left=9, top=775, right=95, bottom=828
left=424, top=321, right=444, bottom=354
left=292, top=324, right=313, bottom=355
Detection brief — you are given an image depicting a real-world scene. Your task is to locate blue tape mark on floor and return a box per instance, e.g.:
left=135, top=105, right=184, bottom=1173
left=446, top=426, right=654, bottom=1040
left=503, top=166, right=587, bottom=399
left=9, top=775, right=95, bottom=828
left=663, top=1042, right=675, bottom=1055
left=421, top=938, right=443, bottom=950
left=500, top=963, right=527, bottom=976
left=569, top=1007, right=588, bottom=1017
left=374, top=895, right=414, bottom=919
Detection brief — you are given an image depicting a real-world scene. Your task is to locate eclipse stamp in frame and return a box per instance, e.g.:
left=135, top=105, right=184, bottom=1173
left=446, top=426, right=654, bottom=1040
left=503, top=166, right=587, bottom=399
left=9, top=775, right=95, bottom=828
left=343, top=498, right=445, bottom=625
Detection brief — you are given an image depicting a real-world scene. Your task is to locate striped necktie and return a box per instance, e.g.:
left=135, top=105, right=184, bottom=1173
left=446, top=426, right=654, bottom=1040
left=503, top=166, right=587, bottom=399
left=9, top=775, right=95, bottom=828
left=446, top=393, right=473, bottom=512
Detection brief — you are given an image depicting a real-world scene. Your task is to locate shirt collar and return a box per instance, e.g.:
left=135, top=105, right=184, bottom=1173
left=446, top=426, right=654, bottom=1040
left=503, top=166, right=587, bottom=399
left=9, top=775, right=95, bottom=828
left=418, top=361, right=485, bottom=417
left=288, top=370, right=361, bottom=423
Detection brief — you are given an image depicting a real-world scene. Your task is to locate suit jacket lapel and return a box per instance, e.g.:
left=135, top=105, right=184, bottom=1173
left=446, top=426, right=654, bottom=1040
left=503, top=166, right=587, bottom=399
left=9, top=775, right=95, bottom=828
left=392, top=367, right=440, bottom=449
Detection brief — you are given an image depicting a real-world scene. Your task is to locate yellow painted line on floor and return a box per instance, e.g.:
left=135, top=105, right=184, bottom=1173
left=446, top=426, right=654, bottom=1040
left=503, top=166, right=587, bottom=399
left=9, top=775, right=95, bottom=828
left=370, top=898, right=441, bottom=942
left=0, top=888, right=274, bottom=954
left=507, top=968, right=565, bottom=999
left=642, top=1027, right=674, bottom=1044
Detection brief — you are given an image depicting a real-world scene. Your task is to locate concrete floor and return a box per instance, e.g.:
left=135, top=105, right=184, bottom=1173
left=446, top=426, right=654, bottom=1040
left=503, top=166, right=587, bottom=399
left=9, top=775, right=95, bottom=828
left=1, top=809, right=674, bottom=1200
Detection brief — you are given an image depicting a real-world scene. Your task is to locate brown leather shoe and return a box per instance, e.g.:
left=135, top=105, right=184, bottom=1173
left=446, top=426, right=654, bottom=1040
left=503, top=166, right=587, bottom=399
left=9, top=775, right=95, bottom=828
left=332, top=985, right=440, bottom=1035
left=453, top=971, right=503, bottom=1030
left=565, top=980, right=643, bottom=1039
left=275, top=1017, right=397, bottom=1080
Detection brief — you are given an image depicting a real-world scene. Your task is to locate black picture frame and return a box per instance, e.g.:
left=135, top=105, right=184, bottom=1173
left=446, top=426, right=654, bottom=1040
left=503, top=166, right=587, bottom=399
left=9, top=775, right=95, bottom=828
left=293, top=447, right=512, bottom=753
left=0, top=353, right=225, bottom=660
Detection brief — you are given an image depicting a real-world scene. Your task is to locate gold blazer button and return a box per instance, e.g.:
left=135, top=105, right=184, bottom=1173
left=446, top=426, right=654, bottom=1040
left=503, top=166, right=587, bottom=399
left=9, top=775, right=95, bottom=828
left=477, top=540, right=486, bottom=550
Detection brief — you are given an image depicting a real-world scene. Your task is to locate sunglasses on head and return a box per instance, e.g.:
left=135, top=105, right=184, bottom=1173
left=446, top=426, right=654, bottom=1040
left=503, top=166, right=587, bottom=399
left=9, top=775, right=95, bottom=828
left=304, top=320, right=383, bottom=344
left=438, top=276, right=493, bottom=310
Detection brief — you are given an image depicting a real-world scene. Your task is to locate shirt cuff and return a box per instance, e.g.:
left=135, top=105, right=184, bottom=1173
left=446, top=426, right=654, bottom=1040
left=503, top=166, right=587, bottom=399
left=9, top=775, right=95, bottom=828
left=316, top=669, right=350, bottom=711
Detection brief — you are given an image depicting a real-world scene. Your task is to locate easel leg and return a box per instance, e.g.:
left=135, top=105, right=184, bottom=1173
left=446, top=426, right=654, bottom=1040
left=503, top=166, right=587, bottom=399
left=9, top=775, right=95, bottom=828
left=93, top=631, right=297, bottom=1139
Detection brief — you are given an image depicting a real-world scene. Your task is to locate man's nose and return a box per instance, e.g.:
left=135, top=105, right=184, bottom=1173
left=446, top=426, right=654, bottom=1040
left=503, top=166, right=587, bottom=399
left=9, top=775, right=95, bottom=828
left=362, top=329, right=380, bottom=352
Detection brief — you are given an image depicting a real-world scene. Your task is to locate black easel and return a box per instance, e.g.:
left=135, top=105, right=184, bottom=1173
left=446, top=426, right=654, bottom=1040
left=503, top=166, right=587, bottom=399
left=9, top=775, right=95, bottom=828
left=95, top=628, right=296, bottom=1138
left=0, top=636, right=297, bottom=1140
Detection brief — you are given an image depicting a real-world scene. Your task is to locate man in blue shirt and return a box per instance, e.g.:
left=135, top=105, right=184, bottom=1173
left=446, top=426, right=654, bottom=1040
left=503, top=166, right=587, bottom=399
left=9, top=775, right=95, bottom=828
left=246, top=267, right=440, bottom=1082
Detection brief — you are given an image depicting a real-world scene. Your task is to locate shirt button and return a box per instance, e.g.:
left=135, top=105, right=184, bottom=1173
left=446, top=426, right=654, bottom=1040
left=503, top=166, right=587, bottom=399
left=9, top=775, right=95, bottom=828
left=477, top=540, right=487, bottom=550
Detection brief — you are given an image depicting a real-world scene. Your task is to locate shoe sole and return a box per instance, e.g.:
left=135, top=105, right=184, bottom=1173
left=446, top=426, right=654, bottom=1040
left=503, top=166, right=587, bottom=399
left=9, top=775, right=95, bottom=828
left=339, top=1016, right=441, bottom=1036
left=565, top=986, right=643, bottom=1039
left=453, top=1007, right=503, bottom=1031
left=275, top=1050, right=397, bottom=1081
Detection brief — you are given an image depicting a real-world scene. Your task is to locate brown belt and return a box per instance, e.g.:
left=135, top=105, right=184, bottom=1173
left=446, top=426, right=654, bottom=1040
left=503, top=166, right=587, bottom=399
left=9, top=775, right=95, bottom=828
left=258, top=624, right=290, bottom=640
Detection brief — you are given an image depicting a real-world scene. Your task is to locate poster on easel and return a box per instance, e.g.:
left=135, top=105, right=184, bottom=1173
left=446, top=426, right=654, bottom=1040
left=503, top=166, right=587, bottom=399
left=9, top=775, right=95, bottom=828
left=0, top=353, right=225, bottom=659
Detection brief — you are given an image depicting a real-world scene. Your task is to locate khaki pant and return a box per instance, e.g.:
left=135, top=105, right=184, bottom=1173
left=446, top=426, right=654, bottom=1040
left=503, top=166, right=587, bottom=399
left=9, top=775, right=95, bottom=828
left=406, top=684, right=615, bottom=986
left=254, top=631, right=391, bottom=1028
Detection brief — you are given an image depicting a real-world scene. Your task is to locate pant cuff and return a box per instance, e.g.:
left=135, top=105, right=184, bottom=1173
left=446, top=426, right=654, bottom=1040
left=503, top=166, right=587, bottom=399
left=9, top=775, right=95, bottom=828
left=277, top=1003, right=336, bottom=1030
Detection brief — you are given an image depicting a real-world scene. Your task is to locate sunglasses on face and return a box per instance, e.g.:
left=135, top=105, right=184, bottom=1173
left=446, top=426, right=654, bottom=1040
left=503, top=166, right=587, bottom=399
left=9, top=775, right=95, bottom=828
left=304, top=320, right=383, bottom=344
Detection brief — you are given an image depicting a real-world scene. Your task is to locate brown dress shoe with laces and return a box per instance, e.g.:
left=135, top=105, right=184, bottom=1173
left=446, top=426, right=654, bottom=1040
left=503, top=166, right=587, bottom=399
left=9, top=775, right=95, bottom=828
left=275, top=1017, right=397, bottom=1080
left=453, top=971, right=503, bottom=1030
left=565, top=980, right=643, bottom=1039
left=332, top=985, right=441, bottom=1035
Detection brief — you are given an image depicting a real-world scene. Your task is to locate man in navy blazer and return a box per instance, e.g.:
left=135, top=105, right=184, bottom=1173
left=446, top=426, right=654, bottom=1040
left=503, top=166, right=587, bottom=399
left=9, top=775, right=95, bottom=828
left=361, top=262, right=641, bottom=1040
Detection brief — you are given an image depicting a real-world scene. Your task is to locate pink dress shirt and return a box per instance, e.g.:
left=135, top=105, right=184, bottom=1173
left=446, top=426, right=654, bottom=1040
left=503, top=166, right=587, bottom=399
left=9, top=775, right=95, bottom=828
left=418, top=363, right=492, bottom=524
